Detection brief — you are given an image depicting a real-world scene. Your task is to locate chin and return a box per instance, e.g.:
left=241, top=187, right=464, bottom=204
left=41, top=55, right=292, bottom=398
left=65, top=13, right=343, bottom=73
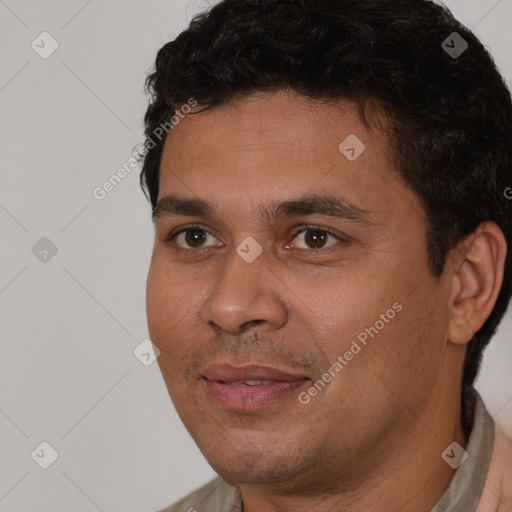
left=203, top=448, right=303, bottom=487
left=213, top=463, right=290, bottom=487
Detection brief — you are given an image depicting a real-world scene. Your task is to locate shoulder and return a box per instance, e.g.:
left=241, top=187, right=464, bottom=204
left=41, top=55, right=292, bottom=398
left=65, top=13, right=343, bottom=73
left=476, top=424, right=512, bottom=511
left=156, top=476, right=241, bottom=512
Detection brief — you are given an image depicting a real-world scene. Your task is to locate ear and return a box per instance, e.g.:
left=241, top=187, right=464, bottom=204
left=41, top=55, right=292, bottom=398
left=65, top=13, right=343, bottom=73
left=447, top=222, right=507, bottom=345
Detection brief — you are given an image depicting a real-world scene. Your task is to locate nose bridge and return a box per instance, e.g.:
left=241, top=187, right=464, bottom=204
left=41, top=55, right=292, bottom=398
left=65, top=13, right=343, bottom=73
left=201, top=246, right=288, bottom=334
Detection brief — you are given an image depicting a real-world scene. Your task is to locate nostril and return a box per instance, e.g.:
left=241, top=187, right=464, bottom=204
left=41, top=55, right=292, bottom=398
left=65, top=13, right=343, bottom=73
left=240, top=319, right=265, bottom=330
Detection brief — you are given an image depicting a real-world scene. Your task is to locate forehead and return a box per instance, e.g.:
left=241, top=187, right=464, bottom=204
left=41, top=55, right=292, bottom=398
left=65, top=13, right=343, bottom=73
left=157, top=90, right=421, bottom=225
left=163, top=91, right=388, bottom=166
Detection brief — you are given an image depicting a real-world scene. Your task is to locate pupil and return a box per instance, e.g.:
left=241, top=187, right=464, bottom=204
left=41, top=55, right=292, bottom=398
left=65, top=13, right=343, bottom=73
left=305, top=230, right=327, bottom=248
left=186, top=229, right=206, bottom=247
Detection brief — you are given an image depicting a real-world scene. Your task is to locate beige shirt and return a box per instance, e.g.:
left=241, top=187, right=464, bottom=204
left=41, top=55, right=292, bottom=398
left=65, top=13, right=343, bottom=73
left=160, top=392, right=512, bottom=512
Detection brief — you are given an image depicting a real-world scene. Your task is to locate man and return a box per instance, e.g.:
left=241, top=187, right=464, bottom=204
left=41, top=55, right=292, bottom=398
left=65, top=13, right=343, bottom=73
left=140, top=0, right=512, bottom=510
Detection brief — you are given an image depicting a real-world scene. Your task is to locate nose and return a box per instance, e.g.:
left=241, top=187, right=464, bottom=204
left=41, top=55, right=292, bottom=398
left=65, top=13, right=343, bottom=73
left=200, top=249, right=288, bottom=335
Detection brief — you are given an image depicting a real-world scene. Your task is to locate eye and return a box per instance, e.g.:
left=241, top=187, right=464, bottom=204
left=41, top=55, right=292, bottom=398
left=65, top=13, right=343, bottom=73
left=288, top=227, right=343, bottom=250
left=165, top=226, right=222, bottom=250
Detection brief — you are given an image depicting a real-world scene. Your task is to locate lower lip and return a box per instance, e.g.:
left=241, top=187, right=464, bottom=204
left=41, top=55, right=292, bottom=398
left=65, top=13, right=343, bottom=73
left=204, top=379, right=308, bottom=410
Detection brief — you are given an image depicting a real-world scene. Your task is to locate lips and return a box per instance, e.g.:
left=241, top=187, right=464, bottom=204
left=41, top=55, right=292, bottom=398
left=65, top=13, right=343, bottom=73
left=202, top=364, right=309, bottom=410
left=203, top=363, right=308, bottom=383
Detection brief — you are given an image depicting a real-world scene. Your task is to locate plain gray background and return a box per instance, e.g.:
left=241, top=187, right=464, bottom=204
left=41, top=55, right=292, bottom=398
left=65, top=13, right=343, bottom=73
left=0, top=1, right=511, bottom=511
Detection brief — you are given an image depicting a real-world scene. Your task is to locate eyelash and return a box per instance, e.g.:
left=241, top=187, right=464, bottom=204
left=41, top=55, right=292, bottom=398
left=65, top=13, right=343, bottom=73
left=161, top=224, right=348, bottom=253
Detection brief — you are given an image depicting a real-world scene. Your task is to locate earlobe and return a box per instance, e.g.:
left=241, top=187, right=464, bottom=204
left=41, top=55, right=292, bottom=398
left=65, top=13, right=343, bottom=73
left=447, top=222, right=507, bottom=346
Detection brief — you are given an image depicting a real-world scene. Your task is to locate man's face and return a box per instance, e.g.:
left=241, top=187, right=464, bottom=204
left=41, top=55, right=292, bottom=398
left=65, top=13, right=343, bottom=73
left=146, top=91, right=455, bottom=489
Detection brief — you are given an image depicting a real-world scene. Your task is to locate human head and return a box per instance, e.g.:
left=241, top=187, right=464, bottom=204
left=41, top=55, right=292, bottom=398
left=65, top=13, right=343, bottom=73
left=140, top=0, right=512, bottom=423
left=141, top=0, right=511, bottom=496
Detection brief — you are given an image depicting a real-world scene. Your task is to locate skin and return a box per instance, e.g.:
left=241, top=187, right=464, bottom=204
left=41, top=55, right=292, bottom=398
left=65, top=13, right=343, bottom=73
left=146, top=90, right=506, bottom=512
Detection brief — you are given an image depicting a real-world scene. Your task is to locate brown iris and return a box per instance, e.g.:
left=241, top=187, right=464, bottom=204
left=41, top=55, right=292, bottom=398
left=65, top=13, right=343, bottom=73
left=303, top=229, right=328, bottom=249
left=185, top=229, right=207, bottom=247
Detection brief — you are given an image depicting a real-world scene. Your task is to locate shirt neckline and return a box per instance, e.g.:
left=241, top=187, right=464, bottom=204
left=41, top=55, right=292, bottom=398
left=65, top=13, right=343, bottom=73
left=430, top=390, right=494, bottom=512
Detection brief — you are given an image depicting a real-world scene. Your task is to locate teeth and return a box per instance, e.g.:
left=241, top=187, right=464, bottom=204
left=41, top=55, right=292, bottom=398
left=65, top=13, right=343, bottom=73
left=245, top=380, right=264, bottom=386
left=227, top=380, right=274, bottom=386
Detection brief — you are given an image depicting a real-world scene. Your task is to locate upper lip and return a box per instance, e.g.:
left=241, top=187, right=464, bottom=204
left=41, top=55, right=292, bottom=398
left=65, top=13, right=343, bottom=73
left=202, top=363, right=309, bottom=383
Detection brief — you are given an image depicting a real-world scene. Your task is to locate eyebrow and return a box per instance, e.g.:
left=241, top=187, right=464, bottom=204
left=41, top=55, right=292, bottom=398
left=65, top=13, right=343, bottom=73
left=152, top=194, right=376, bottom=225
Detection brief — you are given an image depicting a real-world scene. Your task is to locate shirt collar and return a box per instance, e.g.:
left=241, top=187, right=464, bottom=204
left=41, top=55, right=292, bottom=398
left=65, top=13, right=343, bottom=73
left=430, top=390, right=494, bottom=512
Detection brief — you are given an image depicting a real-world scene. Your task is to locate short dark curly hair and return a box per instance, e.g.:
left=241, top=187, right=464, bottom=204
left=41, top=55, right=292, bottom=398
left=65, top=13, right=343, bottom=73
left=140, top=0, right=512, bottom=433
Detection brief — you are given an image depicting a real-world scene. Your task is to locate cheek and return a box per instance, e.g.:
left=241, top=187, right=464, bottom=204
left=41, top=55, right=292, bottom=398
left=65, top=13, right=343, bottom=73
left=146, top=257, right=211, bottom=365
left=293, top=269, right=391, bottom=343
left=146, top=264, right=168, bottom=338
left=362, top=281, right=449, bottom=407
left=146, top=259, right=189, bottom=342
left=299, top=262, right=442, bottom=388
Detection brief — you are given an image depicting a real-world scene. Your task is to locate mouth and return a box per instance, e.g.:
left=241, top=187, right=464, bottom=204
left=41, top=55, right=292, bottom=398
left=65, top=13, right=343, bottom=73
left=202, top=363, right=310, bottom=410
